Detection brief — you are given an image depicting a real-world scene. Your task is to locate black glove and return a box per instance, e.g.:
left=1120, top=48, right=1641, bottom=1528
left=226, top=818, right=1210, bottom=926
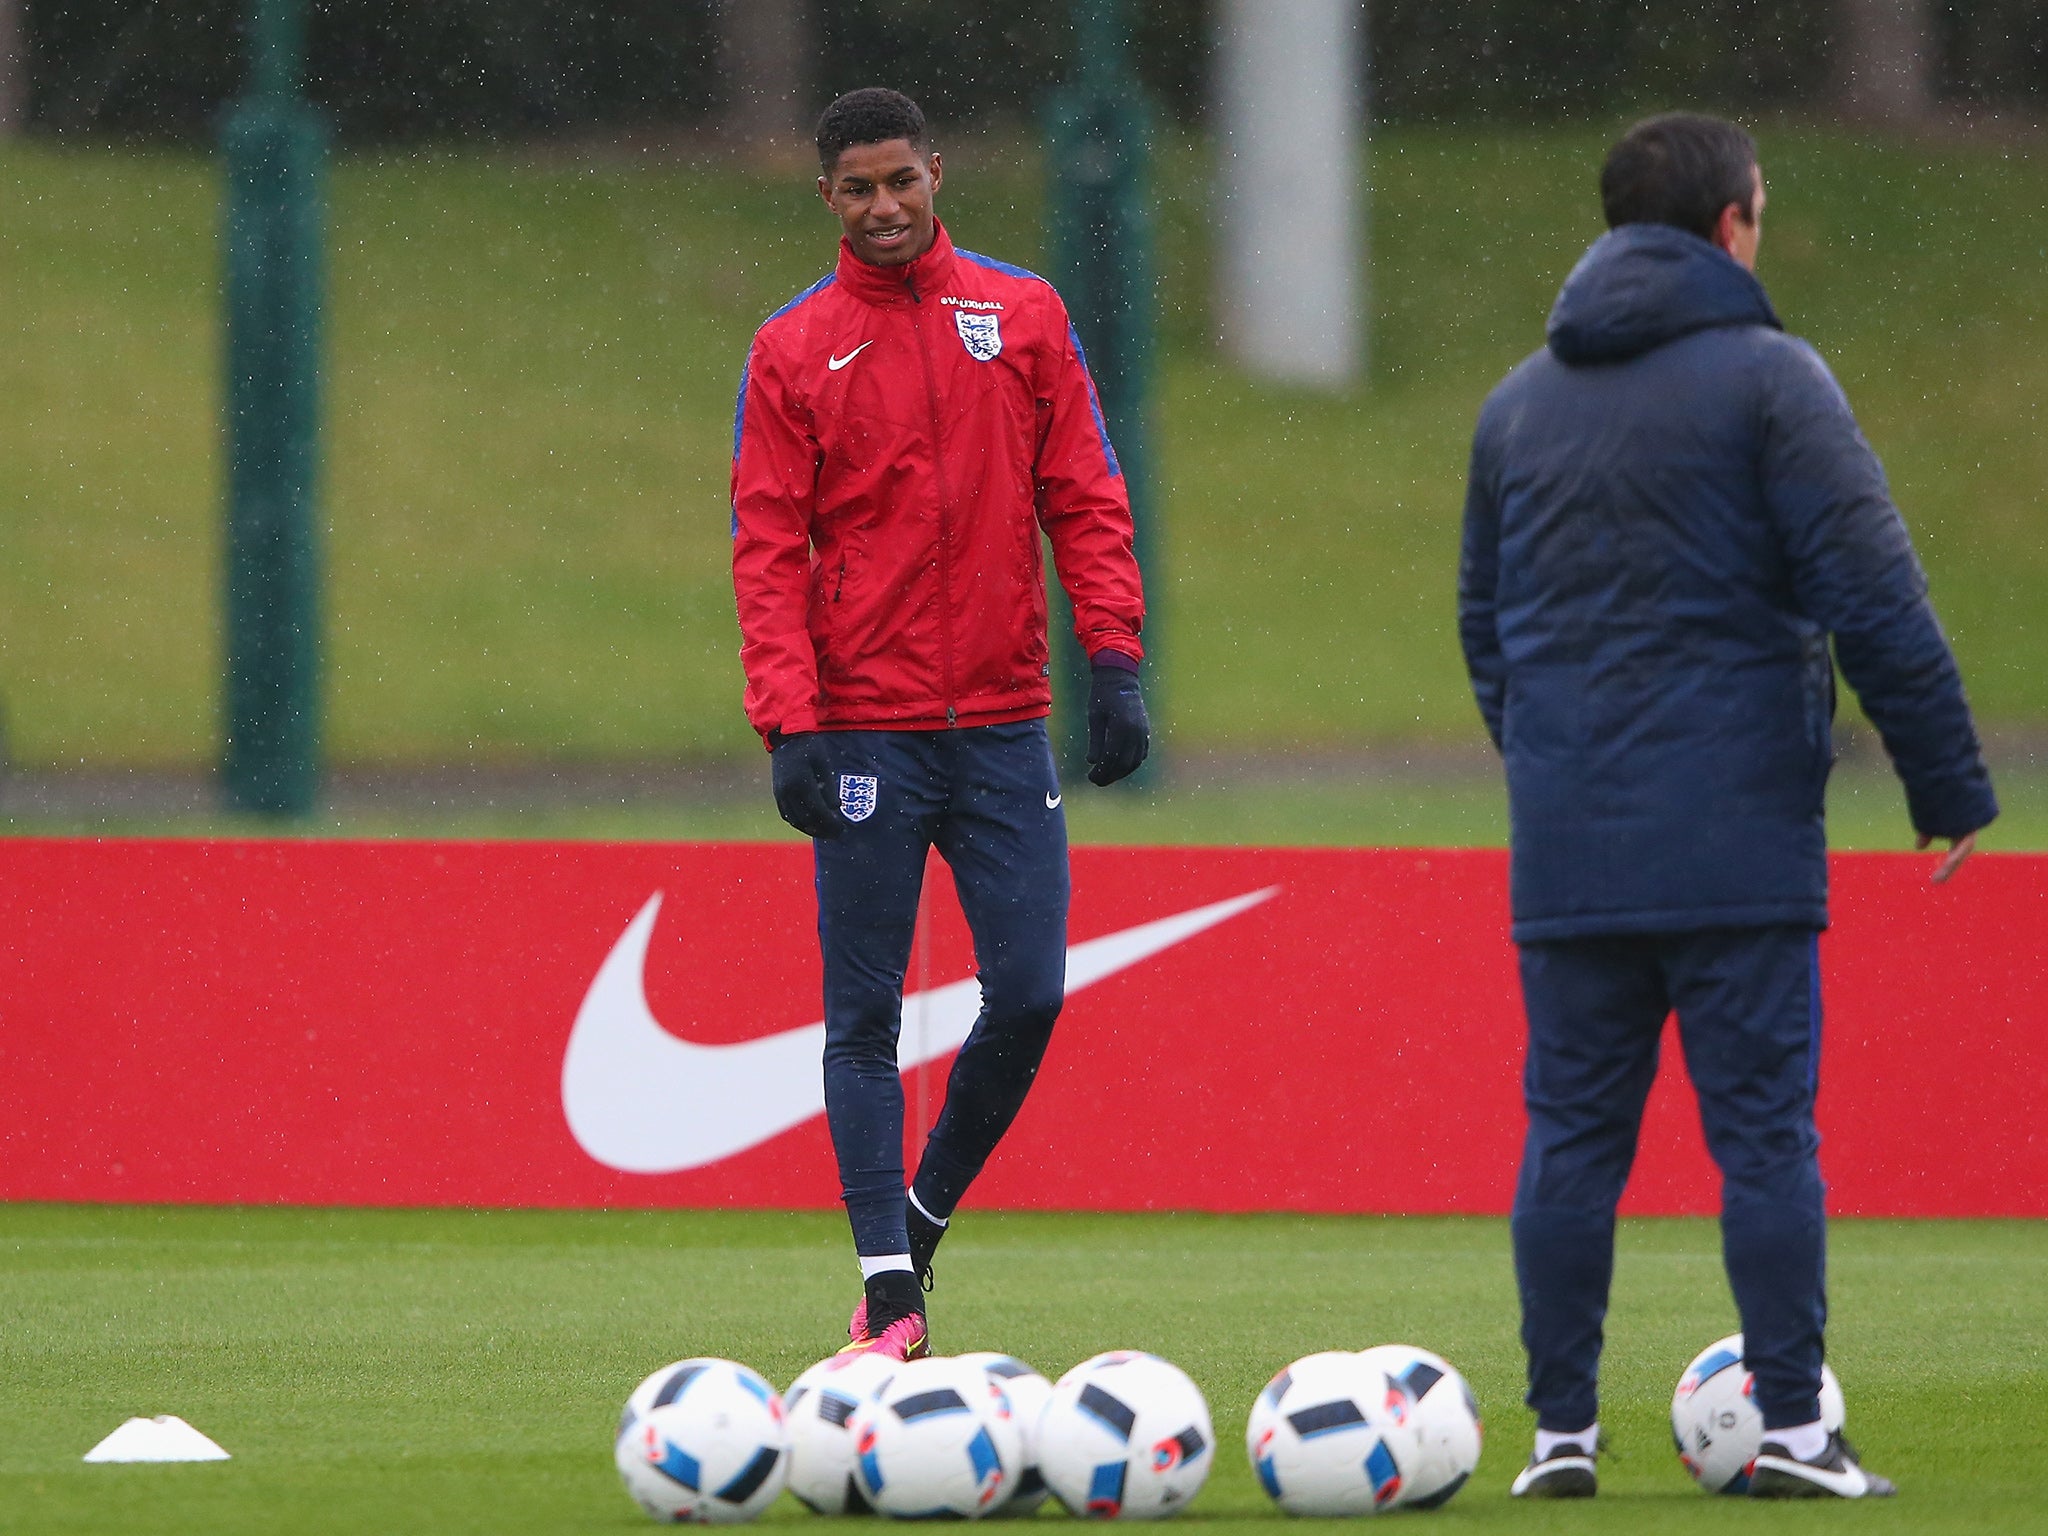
left=770, top=731, right=843, bottom=839
left=1086, top=659, right=1150, bottom=786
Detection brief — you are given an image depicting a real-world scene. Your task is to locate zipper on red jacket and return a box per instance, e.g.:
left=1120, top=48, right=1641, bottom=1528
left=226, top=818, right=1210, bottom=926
left=906, top=268, right=959, bottom=727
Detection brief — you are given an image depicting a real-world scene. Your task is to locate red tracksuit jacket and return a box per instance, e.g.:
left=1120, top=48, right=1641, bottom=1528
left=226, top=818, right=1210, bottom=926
left=730, top=221, right=1146, bottom=745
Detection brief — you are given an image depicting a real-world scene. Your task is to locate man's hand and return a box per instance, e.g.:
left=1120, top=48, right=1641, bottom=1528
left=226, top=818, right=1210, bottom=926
left=1086, top=657, right=1149, bottom=786
left=1916, top=830, right=1977, bottom=884
left=770, top=732, right=843, bottom=839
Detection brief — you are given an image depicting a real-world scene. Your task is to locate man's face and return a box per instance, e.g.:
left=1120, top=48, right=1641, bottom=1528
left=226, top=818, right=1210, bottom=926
left=819, top=139, right=943, bottom=267
left=1727, top=164, right=1765, bottom=271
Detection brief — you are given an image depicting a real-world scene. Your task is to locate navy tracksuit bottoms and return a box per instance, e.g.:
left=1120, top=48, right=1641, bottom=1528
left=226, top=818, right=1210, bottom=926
left=1513, top=925, right=1828, bottom=1432
left=812, top=721, right=1069, bottom=1257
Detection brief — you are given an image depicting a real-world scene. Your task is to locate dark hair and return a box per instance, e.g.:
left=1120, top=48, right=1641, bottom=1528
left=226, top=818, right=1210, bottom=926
left=816, top=88, right=926, bottom=172
left=1600, top=113, right=1759, bottom=240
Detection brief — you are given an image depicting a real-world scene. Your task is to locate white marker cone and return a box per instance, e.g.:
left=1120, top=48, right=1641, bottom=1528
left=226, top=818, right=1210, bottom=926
left=83, top=1416, right=231, bottom=1463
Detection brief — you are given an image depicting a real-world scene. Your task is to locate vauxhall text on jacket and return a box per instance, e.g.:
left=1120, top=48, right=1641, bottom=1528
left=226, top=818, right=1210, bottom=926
left=731, top=222, right=1145, bottom=746
left=1459, top=223, right=1997, bottom=942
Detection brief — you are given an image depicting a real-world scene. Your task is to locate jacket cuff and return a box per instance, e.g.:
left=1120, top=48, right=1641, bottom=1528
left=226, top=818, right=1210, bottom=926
left=760, top=707, right=822, bottom=752
left=1906, top=771, right=2000, bottom=841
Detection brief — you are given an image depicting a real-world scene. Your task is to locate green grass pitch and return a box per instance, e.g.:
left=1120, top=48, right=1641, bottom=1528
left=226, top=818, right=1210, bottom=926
left=5, top=126, right=2046, bottom=769
left=4, top=1206, right=2043, bottom=1533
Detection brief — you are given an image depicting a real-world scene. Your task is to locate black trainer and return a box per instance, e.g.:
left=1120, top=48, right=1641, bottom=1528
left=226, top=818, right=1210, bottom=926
left=1509, top=1436, right=1598, bottom=1498
left=1749, top=1430, right=1895, bottom=1499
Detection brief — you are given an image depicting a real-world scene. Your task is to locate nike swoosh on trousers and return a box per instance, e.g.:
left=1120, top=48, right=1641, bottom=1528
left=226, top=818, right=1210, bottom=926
left=561, top=886, right=1279, bottom=1174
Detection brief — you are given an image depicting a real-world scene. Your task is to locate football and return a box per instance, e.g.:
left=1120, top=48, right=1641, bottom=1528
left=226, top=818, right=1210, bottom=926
left=613, top=1357, right=790, bottom=1524
left=783, top=1351, right=899, bottom=1514
left=1353, top=1344, right=1483, bottom=1509
left=1245, top=1350, right=1421, bottom=1516
left=1038, top=1350, right=1215, bottom=1519
left=956, top=1352, right=1055, bottom=1516
left=847, top=1354, right=1025, bottom=1518
left=1671, top=1333, right=1847, bottom=1494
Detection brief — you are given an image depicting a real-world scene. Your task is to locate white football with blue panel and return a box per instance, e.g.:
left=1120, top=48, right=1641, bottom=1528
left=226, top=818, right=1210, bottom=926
left=1671, top=1333, right=1846, bottom=1494
left=1038, top=1350, right=1213, bottom=1520
left=614, top=1357, right=789, bottom=1523
left=1353, top=1343, right=1483, bottom=1509
left=955, top=1352, right=1055, bottom=1516
left=1245, top=1350, right=1421, bottom=1517
left=783, top=1351, right=899, bottom=1514
left=847, top=1355, right=1024, bottom=1519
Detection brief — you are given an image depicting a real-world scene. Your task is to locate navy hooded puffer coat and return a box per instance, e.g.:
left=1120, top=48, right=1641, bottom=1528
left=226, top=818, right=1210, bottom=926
left=1459, top=223, right=1997, bottom=942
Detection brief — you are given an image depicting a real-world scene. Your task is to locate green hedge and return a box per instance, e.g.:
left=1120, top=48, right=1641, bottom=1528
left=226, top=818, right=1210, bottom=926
left=22, top=1, right=2046, bottom=144
left=1369, top=0, right=1828, bottom=121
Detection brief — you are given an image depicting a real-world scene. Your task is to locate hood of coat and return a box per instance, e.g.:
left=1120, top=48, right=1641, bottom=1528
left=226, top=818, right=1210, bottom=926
left=1545, top=223, right=1781, bottom=366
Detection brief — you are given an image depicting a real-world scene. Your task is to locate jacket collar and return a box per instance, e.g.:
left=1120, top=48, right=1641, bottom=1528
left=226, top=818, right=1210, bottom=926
left=834, top=220, right=958, bottom=307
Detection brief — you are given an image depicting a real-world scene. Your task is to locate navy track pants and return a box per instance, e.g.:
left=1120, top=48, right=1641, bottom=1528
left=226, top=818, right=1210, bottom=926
left=812, top=721, right=1069, bottom=1257
left=1513, top=926, right=1827, bottom=1432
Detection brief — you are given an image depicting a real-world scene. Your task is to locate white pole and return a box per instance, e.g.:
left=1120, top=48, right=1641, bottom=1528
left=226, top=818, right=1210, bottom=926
left=1835, top=0, right=1935, bottom=125
left=1216, top=0, right=1365, bottom=387
left=716, top=0, right=809, bottom=151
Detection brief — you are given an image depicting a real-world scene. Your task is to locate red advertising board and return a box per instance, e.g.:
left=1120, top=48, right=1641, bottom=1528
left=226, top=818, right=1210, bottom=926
left=1, top=839, right=2040, bottom=1216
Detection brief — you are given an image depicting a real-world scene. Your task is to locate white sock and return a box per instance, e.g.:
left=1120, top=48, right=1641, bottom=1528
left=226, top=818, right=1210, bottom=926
left=1769, top=1419, right=1829, bottom=1462
left=907, top=1188, right=950, bottom=1227
left=1534, top=1424, right=1596, bottom=1461
left=859, top=1253, right=913, bottom=1280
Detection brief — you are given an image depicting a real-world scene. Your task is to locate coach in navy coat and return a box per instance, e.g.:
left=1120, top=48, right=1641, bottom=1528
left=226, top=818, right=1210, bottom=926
left=1458, top=113, right=1996, bottom=1500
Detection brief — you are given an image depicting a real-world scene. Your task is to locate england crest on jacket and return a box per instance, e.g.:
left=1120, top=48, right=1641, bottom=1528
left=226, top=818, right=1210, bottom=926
left=955, top=310, right=1002, bottom=361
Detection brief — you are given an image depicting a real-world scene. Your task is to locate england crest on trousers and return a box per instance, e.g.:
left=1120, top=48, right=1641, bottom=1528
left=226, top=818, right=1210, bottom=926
left=955, top=310, right=1002, bottom=361
left=839, top=774, right=879, bottom=822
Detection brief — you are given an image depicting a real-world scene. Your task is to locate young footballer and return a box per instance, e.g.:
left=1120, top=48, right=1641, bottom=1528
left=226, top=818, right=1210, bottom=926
left=730, top=88, right=1149, bottom=1360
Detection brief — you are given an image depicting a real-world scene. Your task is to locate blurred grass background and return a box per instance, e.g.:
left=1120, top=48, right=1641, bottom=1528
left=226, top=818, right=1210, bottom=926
left=2, top=125, right=2042, bottom=840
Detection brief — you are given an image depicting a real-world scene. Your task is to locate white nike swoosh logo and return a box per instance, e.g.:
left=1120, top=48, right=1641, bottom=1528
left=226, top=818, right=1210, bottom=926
left=1046, top=792, right=1062, bottom=808
left=827, top=340, right=874, bottom=371
left=1752, top=1451, right=1871, bottom=1497
left=561, top=885, right=1278, bottom=1173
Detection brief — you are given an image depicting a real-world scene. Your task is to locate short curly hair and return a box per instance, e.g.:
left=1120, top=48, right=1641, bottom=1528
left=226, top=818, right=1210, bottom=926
left=815, top=88, right=926, bottom=172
